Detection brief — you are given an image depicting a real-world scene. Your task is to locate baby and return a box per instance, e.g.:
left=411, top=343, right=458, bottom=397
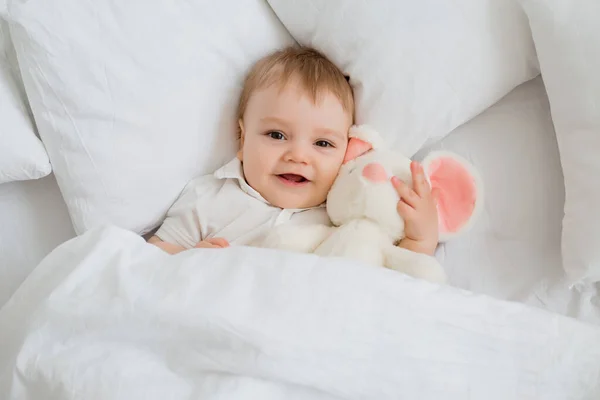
left=149, top=46, right=439, bottom=256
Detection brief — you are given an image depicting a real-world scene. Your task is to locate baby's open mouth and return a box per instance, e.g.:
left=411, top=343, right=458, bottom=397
left=277, top=173, right=309, bottom=185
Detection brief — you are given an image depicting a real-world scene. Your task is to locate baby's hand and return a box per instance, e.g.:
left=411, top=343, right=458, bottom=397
left=195, top=238, right=230, bottom=249
left=391, top=161, right=439, bottom=255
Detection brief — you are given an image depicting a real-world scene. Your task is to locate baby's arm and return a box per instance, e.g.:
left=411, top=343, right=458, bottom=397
left=397, top=238, right=437, bottom=256
left=392, top=161, right=439, bottom=256
left=148, top=235, right=230, bottom=254
left=148, top=175, right=232, bottom=254
left=148, top=235, right=186, bottom=255
left=384, top=245, right=446, bottom=283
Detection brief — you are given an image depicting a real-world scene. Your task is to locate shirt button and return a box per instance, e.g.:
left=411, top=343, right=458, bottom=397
left=274, top=209, right=293, bottom=225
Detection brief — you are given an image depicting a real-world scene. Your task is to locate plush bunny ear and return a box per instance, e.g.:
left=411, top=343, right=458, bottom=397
left=344, top=138, right=372, bottom=163
left=421, top=151, right=483, bottom=242
left=344, top=124, right=386, bottom=164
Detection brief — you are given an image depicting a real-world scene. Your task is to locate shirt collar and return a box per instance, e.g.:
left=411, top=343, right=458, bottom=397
left=213, top=156, right=245, bottom=180
left=214, top=157, right=267, bottom=202
left=214, top=157, right=326, bottom=211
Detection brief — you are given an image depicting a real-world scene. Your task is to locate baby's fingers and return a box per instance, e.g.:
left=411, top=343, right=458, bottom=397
left=391, top=176, right=419, bottom=207
left=195, top=241, right=218, bottom=249
left=396, top=199, right=416, bottom=220
left=206, top=237, right=230, bottom=248
left=411, top=161, right=431, bottom=197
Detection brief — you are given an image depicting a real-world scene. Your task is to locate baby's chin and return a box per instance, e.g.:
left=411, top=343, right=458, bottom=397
left=267, top=192, right=326, bottom=210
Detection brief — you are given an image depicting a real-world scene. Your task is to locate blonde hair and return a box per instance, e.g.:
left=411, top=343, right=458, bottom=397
left=236, top=46, right=354, bottom=137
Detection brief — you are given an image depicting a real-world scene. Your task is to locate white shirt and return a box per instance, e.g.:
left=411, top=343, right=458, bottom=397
left=155, top=157, right=331, bottom=248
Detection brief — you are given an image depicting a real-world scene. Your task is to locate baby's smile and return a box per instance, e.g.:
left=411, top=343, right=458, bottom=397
left=276, top=173, right=310, bottom=186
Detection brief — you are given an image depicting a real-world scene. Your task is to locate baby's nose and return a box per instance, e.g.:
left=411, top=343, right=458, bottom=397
left=286, top=144, right=309, bottom=163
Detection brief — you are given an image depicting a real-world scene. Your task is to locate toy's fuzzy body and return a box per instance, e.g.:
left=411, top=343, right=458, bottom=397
left=317, top=219, right=447, bottom=283
left=261, top=125, right=482, bottom=284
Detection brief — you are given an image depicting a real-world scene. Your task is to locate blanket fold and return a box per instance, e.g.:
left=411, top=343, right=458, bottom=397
left=1, top=226, right=599, bottom=400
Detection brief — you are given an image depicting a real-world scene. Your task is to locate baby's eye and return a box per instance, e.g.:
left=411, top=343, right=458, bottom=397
left=267, top=131, right=285, bottom=140
left=315, top=140, right=334, bottom=148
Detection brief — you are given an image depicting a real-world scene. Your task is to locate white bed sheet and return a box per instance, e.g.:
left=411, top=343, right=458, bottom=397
left=0, top=174, right=75, bottom=306
left=0, top=76, right=597, bottom=326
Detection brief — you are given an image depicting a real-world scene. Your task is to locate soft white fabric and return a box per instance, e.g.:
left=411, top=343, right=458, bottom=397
left=420, top=76, right=600, bottom=324
left=416, top=77, right=567, bottom=302
left=266, top=0, right=540, bottom=156
left=0, top=77, right=597, bottom=357
left=517, top=0, right=600, bottom=285
left=155, top=157, right=329, bottom=248
left=0, top=173, right=75, bottom=307
left=0, top=19, right=50, bottom=184
left=1, top=226, right=599, bottom=399
left=5, top=0, right=295, bottom=234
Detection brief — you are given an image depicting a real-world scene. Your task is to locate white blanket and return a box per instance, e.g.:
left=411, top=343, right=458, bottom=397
left=1, top=226, right=599, bottom=400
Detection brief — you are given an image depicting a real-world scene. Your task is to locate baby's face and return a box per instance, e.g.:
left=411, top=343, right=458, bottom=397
left=238, top=79, right=352, bottom=209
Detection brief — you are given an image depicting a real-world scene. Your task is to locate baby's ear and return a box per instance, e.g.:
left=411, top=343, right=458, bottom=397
left=421, top=151, right=483, bottom=242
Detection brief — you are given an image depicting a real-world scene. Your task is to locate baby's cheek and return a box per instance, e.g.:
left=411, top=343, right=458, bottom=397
left=324, top=160, right=343, bottom=184
left=320, top=174, right=337, bottom=195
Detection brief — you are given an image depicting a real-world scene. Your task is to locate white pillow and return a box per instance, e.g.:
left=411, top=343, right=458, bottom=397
left=6, top=0, right=295, bottom=234
left=0, top=18, right=50, bottom=184
left=517, top=0, right=600, bottom=286
left=266, top=0, right=540, bottom=156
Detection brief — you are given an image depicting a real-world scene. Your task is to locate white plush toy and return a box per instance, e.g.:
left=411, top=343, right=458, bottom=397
left=261, top=125, right=483, bottom=284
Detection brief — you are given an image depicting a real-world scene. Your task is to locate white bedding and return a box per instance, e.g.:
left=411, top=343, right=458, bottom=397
left=0, top=174, right=75, bottom=306
left=418, top=77, right=600, bottom=325
left=1, top=226, right=599, bottom=399
left=418, top=76, right=565, bottom=301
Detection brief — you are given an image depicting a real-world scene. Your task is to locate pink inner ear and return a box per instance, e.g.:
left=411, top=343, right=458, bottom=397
left=343, top=138, right=372, bottom=164
left=428, top=157, right=477, bottom=234
left=362, top=163, right=388, bottom=182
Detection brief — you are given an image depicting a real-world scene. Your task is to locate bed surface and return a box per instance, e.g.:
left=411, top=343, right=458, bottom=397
left=0, top=76, right=598, bottom=324
left=419, top=76, right=599, bottom=324
left=418, top=76, right=565, bottom=300
left=0, top=174, right=75, bottom=306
